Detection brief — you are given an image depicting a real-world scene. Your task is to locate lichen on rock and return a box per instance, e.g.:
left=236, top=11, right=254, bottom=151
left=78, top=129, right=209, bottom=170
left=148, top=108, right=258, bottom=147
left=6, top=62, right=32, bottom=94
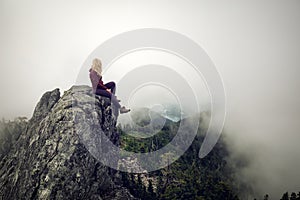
left=0, top=85, right=136, bottom=200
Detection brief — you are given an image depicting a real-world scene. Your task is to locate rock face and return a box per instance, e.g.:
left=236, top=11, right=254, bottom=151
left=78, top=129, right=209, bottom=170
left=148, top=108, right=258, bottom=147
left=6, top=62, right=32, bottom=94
left=0, top=85, right=136, bottom=200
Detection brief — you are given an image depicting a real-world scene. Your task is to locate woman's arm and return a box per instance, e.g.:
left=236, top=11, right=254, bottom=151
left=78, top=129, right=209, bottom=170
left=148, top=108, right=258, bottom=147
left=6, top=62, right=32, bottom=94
left=97, top=76, right=108, bottom=90
left=89, top=70, right=108, bottom=91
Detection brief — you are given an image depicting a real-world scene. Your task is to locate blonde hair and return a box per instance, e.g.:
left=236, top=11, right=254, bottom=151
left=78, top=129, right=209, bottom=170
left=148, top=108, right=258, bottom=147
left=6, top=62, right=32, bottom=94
left=91, top=58, right=102, bottom=76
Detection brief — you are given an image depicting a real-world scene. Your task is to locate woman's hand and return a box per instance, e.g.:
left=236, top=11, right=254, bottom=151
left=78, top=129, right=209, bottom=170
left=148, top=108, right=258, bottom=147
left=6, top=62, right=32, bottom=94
left=106, top=89, right=111, bottom=93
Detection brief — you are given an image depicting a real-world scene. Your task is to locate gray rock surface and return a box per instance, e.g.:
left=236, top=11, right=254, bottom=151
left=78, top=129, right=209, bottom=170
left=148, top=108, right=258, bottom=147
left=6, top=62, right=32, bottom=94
left=0, top=85, right=137, bottom=200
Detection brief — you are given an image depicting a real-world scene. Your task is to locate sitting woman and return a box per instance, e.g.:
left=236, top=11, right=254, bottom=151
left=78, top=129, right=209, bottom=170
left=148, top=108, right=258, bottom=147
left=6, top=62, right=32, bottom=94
left=89, top=58, right=130, bottom=114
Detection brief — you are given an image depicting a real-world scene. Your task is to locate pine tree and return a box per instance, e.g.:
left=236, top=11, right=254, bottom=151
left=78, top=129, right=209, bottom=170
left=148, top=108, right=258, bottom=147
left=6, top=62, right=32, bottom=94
left=297, top=191, right=300, bottom=200
left=136, top=174, right=145, bottom=198
left=280, top=192, right=289, bottom=200
left=291, top=192, right=297, bottom=200
left=121, top=171, right=129, bottom=186
left=156, top=175, right=164, bottom=196
left=147, top=179, right=155, bottom=200
left=263, top=194, right=269, bottom=200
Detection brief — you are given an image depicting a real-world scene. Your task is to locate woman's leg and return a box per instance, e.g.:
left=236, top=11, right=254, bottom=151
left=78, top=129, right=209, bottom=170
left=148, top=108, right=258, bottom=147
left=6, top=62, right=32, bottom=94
left=110, top=94, right=121, bottom=108
left=95, top=89, right=121, bottom=108
left=104, top=81, right=116, bottom=94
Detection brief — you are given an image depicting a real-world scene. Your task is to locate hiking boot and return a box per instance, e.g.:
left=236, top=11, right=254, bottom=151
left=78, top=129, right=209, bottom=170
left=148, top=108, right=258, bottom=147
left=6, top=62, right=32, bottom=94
left=120, top=106, right=130, bottom=114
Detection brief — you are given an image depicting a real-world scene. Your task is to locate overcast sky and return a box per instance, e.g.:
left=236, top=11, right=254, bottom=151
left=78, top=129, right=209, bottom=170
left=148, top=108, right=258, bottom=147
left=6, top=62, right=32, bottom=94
left=1, top=0, right=300, bottom=198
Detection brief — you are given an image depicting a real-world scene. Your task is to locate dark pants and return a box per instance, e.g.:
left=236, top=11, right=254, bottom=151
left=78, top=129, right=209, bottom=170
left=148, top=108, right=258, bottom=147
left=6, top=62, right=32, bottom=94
left=95, top=82, right=121, bottom=108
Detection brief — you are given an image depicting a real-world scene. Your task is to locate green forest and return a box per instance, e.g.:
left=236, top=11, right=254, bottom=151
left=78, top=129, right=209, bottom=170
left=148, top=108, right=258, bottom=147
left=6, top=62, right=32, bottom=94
left=117, top=109, right=300, bottom=200
left=117, top=114, right=240, bottom=200
left=0, top=115, right=299, bottom=200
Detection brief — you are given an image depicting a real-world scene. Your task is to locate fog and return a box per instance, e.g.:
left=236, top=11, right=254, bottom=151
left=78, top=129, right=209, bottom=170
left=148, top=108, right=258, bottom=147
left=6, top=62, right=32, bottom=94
left=1, top=0, right=300, bottom=198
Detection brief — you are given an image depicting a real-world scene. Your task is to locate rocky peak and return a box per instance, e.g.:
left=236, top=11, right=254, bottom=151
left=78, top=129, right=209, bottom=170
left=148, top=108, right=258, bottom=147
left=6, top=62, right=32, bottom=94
left=31, top=88, right=60, bottom=121
left=0, top=85, right=136, bottom=200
